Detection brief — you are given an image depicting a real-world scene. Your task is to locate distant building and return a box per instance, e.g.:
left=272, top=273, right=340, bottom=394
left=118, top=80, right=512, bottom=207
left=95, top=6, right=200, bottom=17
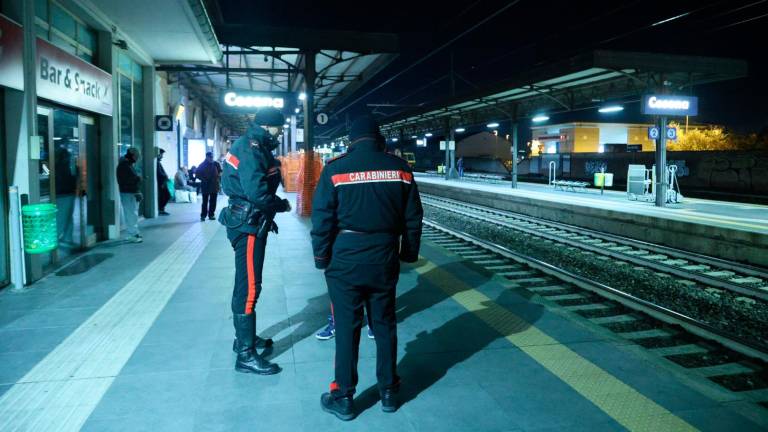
left=529, top=122, right=714, bottom=154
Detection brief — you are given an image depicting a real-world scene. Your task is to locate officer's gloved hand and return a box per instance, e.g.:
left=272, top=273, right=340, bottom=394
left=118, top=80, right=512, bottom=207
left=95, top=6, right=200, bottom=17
left=281, top=198, right=292, bottom=212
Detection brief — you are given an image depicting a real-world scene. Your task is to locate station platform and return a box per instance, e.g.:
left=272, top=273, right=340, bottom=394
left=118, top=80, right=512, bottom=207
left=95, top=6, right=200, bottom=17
left=416, top=174, right=768, bottom=267
left=0, top=195, right=766, bottom=431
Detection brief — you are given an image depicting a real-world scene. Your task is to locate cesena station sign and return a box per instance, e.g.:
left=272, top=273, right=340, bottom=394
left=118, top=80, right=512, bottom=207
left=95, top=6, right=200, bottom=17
left=220, top=90, right=295, bottom=113
left=0, top=13, right=113, bottom=116
left=641, top=94, right=698, bottom=117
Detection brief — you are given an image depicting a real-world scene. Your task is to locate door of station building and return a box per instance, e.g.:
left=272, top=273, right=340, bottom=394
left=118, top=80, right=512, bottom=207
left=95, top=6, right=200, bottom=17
left=37, top=106, right=99, bottom=266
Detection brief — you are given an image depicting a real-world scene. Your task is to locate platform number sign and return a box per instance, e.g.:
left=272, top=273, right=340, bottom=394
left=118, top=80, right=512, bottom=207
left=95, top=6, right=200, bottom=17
left=647, top=126, right=660, bottom=140
left=666, top=127, right=677, bottom=141
left=155, top=115, right=173, bottom=132
left=316, top=112, right=329, bottom=125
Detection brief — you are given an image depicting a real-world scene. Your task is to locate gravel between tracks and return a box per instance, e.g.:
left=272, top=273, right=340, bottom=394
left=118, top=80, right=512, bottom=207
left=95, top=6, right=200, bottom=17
left=425, top=204, right=768, bottom=348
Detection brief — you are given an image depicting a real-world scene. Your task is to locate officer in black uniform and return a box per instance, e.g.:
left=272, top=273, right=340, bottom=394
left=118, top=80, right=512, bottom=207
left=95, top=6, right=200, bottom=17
left=218, top=107, right=292, bottom=375
left=311, top=115, right=423, bottom=420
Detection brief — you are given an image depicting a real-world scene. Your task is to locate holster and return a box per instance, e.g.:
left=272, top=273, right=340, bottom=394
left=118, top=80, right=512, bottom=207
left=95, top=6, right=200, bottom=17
left=226, top=199, right=279, bottom=237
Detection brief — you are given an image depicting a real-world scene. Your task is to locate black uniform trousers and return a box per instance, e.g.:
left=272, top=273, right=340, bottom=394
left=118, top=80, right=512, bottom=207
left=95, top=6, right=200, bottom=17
left=201, top=193, right=217, bottom=219
left=228, top=230, right=268, bottom=315
left=325, top=232, right=400, bottom=397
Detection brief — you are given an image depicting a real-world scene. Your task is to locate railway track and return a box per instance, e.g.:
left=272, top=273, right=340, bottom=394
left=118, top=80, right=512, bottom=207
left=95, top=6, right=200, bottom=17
left=422, top=220, right=768, bottom=416
left=422, top=194, right=768, bottom=301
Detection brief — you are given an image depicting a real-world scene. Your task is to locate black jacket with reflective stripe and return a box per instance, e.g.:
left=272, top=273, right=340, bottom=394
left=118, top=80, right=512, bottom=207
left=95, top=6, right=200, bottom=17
left=219, top=130, right=286, bottom=234
left=310, top=138, right=423, bottom=269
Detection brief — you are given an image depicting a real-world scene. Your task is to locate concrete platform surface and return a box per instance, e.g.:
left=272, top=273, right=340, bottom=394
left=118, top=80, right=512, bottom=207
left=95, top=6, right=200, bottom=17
left=417, top=174, right=768, bottom=234
left=0, top=194, right=765, bottom=431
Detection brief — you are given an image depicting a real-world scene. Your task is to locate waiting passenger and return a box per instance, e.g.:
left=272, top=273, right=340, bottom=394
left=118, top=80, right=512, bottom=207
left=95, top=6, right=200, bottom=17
left=174, top=167, right=195, bottom=192
left=196, top=152, right=222, bottom=222
left=116, top=148, right=142, bottom=243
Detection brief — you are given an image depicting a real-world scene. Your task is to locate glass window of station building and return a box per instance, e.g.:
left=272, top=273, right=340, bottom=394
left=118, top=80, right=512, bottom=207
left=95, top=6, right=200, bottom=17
left=117, top=52, right=144, bottom=158
left=34, top=0, right=97, bottom=64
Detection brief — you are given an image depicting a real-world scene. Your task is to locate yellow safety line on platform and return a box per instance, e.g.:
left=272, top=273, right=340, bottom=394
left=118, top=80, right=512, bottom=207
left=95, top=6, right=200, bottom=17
left=413, top=259, right=698, bottom=432
left=0, top=222, right=221, bottom=431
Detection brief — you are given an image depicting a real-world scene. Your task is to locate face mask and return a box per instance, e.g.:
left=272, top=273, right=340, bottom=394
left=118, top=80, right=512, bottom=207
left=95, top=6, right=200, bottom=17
left=267, top=126, right=283, bottom=138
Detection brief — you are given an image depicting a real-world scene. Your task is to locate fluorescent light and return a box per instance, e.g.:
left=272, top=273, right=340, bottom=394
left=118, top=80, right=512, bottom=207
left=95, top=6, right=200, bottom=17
left=486, top=122, right=499, bottom=128
left=392, top=138, right=399, bottom=142
left=532, top=115, right=549, bottom=123
left=298, top=92, right=307, bottom=101
left=598, top=105, right=624, bottom=113
left=455, top=127, right=466, bottom=133
left=425, top=133, right=433, bottom=137
left=294, top=107, right=300, bottom=113
left=410, top=135, right=417, bottom=139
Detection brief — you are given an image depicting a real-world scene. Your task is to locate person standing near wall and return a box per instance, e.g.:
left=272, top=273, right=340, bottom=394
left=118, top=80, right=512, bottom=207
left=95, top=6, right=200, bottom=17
left=197, top=151, right=222, bottom=221
left=116, top=148, right=143, bottom=243
left=157, top=149, right=171, bottom=215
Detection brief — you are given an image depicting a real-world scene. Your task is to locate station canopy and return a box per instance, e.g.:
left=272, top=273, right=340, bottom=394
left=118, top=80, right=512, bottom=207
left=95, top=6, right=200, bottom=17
left=378, top=50, right=748, bottom=139
left=158, top=47, right=396, bottom=133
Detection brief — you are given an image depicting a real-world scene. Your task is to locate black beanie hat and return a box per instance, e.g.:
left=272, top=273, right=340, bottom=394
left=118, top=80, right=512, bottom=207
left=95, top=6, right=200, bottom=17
left=253, top=107, right=285, bottom=127
left=349, top=115, right=380, bottom=141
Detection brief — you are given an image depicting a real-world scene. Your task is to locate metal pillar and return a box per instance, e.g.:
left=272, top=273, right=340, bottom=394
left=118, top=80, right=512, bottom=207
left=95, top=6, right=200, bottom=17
left=303, top=51, right=316, bottom=153
left=448, top=127, right=458, bottom=179
left=443, top=122, right=450, bottom=180
left=22, top=0, right=37, bottom=142
left=290, top=114, right=297, bottom=153
left=655, top=116, right=668, bottom=207
left=511, top=122, right=519, bottom=188
left=8, top=187, right=26, bottom=290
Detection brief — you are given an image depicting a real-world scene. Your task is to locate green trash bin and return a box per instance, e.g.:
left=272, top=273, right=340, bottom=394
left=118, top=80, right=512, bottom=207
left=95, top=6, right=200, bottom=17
left=22, top=203, right=58, bottom=254
left=594, top=173, right=605, bottom=187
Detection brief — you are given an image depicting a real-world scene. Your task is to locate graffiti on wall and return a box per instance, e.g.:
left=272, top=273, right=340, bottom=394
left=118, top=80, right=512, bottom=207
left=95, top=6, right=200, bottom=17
left=585, top=160, right=607, bottom=175
left=667, top=160, right=689, bottom=177
left=694, top=153, right=768, bottom=193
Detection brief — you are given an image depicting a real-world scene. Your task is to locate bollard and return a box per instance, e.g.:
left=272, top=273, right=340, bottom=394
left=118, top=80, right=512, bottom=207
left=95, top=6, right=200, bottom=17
left=8, top=186, right=27, bottom=290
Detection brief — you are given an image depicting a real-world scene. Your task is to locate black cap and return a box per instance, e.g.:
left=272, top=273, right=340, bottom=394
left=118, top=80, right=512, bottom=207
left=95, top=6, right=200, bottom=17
left=349, top=115, right=380, bottom=140
left=253, top=107, right=285, bottom=127
left=159, top=148, right=166, bottom=154
left=205, top=151, right=213, bottom=158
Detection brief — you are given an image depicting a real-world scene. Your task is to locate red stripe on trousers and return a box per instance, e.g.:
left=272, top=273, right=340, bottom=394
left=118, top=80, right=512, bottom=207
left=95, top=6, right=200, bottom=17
left=245, top=235, right=256, bottom=314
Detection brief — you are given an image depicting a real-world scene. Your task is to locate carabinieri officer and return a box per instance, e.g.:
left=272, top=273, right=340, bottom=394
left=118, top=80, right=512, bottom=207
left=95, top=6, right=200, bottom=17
left=311, top=115, right=423, bottom=420
left=219, top=107, right=291, bottom=375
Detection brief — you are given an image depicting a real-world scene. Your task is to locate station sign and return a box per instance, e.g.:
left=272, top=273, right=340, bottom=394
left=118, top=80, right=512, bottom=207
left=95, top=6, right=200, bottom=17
left=641, top=95, right=698, bottom=116
left=439, top=140, right=455, bottom=150
left=316, top=112, right=329, bottom=125
left=648, top=126, right=660, bottom=140
left=154, top=115, right=173, bottom=131
left=220, top=90, right=295, bottom=112
left=0, top=13, right=113, bottom=116
left=666, top=127, right=678, bottom=141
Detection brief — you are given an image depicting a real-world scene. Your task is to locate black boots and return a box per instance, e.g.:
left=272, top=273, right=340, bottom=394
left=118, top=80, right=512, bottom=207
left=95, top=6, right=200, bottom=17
left=233, top=314, right=280, bottom=375
left=232, top=335, right=273, bottom=352
left=321, top=393, right=356, bottom=421
left=380, top=388, right=399, bottom=412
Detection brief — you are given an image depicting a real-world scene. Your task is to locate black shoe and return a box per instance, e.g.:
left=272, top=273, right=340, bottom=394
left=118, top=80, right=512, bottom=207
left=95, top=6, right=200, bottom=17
left=232, top=336, right=274, bottom=352
left=321, top=393, right=356, bottom=421
left=159, top=211, right=170, bottom=216
left=208, top=216, right=215, bottom=220
left=201, top=217, right=206, bottom=222
left=380, top=388, right=399, bottom=413
left=233, top=314, right=280, bottom=375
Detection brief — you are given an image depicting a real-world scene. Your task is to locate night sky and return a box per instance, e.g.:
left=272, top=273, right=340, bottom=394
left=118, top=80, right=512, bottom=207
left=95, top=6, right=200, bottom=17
left=213, top=0, right=768, bottom=135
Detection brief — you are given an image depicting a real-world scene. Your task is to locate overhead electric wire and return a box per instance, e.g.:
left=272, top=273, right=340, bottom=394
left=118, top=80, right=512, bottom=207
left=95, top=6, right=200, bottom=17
left=709, top=11, right=768, bottom=31
left=333, top=0, right=522, bottom=116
